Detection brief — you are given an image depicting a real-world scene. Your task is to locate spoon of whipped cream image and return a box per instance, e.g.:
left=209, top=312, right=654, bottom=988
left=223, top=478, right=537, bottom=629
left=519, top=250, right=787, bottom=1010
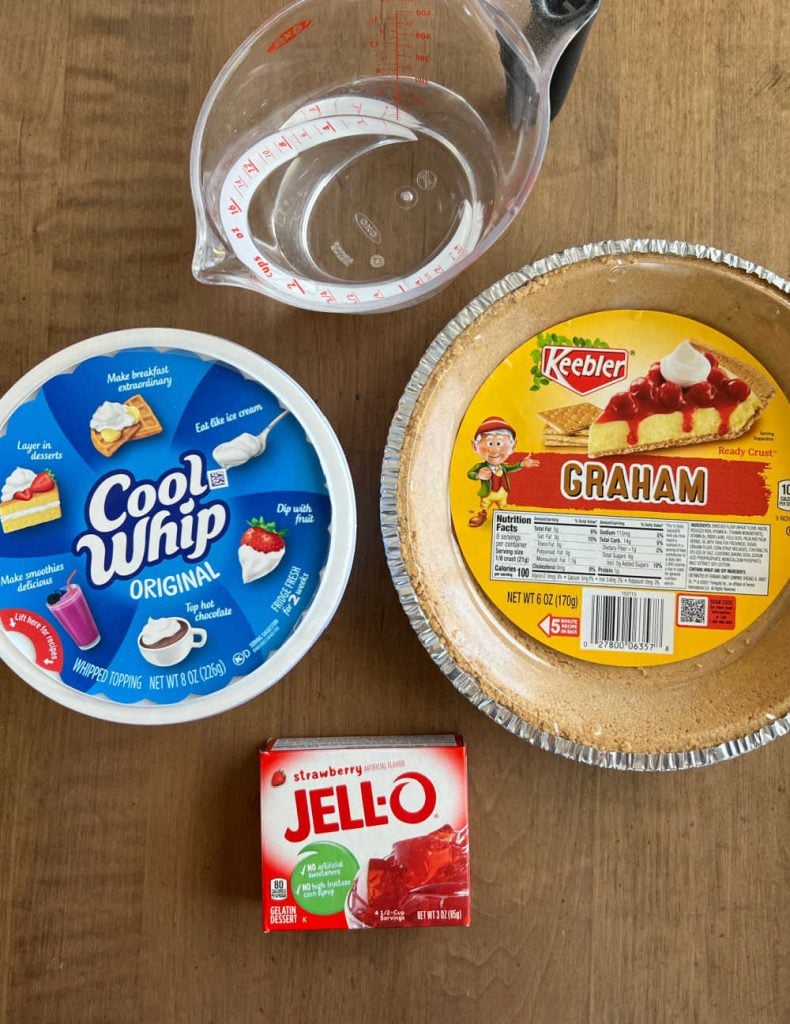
left=211, top=410, right=289, bottom=469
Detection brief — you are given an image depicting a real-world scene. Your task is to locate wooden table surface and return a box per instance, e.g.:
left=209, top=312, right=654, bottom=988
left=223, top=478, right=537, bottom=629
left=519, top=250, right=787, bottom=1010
left=1, top=1, right=788, bottom=1022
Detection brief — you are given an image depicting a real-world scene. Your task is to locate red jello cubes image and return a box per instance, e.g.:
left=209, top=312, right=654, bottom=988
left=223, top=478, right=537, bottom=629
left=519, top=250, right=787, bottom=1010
left=260, top=736, right=470, bottom=931
left=347, top=824, right=469, bottom=928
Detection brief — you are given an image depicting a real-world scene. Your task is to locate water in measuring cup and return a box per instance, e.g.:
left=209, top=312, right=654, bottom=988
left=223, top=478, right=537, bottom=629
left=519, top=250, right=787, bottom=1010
left=243, top=79, right=498, bottom=289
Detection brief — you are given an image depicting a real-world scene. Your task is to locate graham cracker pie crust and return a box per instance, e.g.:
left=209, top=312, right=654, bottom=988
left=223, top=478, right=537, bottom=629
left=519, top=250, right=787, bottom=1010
left=390, top=248, right=789, bottom=760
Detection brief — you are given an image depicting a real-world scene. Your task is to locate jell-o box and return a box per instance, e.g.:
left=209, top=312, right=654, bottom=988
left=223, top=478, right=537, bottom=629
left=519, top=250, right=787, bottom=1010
left=260, top=736, right=470, bottom=931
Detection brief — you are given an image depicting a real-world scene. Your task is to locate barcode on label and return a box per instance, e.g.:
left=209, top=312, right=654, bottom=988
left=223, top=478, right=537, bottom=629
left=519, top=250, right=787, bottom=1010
left=581, top=589, right=674, bottom=654
left=207, top=468, right=229, bottom=490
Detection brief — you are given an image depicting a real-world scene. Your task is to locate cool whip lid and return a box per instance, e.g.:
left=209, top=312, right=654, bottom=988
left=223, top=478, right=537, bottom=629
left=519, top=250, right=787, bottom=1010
left=0, top=328, right=355, bottom=724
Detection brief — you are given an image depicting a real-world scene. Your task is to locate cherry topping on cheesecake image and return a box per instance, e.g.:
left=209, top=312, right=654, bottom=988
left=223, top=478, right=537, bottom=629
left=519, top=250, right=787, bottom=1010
left=597, top=348, right=753, bottom=445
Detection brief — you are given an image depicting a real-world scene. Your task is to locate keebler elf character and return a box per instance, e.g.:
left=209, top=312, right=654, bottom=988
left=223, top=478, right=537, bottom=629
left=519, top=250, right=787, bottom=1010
left=467, top=417, right=539, bottom=527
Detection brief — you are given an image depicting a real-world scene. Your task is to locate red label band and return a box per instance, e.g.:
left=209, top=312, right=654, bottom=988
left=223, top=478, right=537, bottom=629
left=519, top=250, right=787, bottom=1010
left=0, top=608, right=64, bottom=672
left=507, top=453, right=770, bottom=517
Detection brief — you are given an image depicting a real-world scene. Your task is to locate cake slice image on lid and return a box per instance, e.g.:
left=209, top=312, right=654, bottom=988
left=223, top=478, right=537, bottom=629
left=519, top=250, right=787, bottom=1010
left=0, top=468, right=61, bottom=533
left=383, top=240, right=790, bottom=770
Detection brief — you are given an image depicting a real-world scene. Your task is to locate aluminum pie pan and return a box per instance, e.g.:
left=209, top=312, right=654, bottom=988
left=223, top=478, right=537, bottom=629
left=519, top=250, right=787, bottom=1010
left=381, top=238, right=790, bottom=771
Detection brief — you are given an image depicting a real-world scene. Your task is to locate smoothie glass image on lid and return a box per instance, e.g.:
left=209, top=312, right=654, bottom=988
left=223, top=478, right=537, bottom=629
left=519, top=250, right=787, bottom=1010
left=0, top=328, right=355, bottom=725
left=47, top=571, right=101, bottom=651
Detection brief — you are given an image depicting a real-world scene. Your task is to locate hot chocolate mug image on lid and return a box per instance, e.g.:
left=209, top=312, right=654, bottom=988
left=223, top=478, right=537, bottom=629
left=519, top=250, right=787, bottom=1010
left=382, top=239, right=790, bottom=770
left=0, top=328, right=355, bottom=725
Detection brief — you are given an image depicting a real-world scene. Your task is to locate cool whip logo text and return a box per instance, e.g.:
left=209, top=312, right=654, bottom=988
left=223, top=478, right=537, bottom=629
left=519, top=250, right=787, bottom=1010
left=75, top=453, right=229, bottom=587
left=541, top=346, right=629, bottom=396
left=284, top=771, right=437, bottom=843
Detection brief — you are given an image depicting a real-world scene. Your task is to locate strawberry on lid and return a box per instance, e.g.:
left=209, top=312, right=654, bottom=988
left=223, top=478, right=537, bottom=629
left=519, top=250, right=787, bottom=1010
left=31, top=471, right=55, bottom=493
left=12, top=471, right=56, bottom=502
left=241, top=518, right=287, bottom=553
left=239, top=518, right=288, bottom=583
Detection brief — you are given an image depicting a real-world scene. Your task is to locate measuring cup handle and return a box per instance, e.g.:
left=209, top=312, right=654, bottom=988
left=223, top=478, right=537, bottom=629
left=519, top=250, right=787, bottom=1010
left=523, top=0, right=601, bottom=119
left=549, top=15, right=596, bottom=119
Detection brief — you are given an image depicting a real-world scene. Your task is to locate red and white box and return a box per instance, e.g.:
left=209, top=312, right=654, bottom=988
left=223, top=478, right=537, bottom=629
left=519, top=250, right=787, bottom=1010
left=260, top=735, right=470, bottom=931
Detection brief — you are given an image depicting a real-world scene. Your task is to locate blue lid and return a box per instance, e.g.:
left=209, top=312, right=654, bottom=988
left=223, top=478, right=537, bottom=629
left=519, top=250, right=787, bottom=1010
left=0, top=329, right=355, bottom=724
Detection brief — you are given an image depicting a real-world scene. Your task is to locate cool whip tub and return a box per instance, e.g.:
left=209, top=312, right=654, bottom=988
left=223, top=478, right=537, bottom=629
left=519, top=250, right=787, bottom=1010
left=0, top=329, right=355, bottom=724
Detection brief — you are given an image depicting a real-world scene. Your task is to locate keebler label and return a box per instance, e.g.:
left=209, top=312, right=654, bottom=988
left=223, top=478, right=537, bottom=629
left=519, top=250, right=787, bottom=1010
left=449, top=310, right=789, bottom=666
left=540, top=345, right=630, bottom=395
left=260, top=737, right=470, bottom=931
left=0, top=348, right=332, bottom=702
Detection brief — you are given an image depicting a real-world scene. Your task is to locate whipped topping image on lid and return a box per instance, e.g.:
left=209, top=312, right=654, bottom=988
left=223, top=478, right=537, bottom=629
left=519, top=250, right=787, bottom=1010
left=89, top=400, right=136, bottom=432
left=1, top=468, right=35, bottom=502
left=140, top=616, right=183, bottom=646
left=0, top=328, right=355, bottom=725
left=213, top=433, right=264, bottom=468
left=212, top=411, right=289, bottom=469
left=659, top=339, right=712, bottom=388
left=238, top=543, right=286, bottom=583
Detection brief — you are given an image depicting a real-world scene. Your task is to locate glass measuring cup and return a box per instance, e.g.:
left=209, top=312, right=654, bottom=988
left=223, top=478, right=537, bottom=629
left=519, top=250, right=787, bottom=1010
left=191, top=0, right=600, bottom=313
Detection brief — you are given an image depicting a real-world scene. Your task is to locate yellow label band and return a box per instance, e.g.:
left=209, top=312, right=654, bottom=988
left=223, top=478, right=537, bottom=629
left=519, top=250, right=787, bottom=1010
left=449, top=310, right=788, bottom=667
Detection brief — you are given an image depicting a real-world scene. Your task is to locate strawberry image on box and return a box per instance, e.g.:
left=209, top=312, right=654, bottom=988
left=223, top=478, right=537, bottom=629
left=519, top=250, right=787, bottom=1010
left=260, top=736, right=470, bottom=931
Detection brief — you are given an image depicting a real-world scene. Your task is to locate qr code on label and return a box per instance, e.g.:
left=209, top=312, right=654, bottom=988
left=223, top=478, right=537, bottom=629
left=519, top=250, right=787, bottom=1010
left=207, top=468, right=229, bottom=490
left=678, top=595, right=708, bottom=627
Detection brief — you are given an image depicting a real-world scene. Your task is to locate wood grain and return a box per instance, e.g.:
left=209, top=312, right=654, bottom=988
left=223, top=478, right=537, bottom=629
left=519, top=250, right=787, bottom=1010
left=0, top=1, right=788, bottom=1022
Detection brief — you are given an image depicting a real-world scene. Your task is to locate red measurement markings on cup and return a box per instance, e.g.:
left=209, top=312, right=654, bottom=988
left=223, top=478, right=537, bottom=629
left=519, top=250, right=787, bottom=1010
left=369, top=1, right=433, bottom=115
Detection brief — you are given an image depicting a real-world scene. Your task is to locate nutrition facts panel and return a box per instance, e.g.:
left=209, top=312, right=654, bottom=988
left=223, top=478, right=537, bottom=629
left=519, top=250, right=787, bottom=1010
left=490, top=511, right=771, bottom=596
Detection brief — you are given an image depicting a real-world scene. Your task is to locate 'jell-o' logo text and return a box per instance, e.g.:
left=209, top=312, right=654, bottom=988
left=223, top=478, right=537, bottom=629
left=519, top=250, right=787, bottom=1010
left=74, top=453, right=229, bottom=587
left=283, top=772, right=437, bottom=843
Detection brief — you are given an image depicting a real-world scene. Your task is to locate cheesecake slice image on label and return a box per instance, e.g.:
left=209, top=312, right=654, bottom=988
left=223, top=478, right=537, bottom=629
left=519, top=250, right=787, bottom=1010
left=587, top=341, right=774, bottom=457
